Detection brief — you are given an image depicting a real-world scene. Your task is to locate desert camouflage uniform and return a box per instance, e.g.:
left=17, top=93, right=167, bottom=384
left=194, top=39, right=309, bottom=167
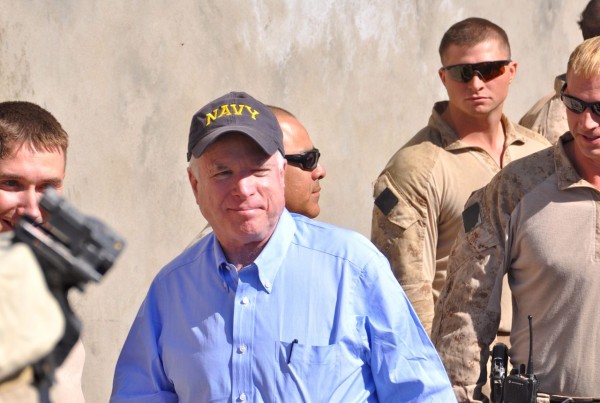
left=371, top=101, right=550, bottom=334
left=519, top=74, right=568, bottom=145
left=0, top=234, right=86, bottom=403
left=432, top=133, right=600, bottom=401
left=0, top=236, right=64, bottom=402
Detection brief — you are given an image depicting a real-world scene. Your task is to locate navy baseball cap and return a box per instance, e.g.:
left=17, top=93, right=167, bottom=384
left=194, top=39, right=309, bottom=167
left=187, top=91, right=284, bottom=161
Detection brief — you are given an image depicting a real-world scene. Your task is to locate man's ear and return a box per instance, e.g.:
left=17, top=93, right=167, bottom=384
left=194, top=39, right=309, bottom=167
left=438, top=68, right=448, bottom=86
left=507, top=61, right=518, bottom=84
left=281, top=158, right=287, bottom=188
left=187, top=167, right=201, bottom=206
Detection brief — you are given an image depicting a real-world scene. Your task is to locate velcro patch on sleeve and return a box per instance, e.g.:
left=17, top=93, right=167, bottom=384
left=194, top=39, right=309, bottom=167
left=374, top=187, right=399, bottom=216
left=462, top=202, right=481, bottom=233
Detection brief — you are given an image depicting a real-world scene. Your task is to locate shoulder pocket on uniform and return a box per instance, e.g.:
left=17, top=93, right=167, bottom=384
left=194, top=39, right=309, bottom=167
left=464, top=219, right=499, bottom=252
left=373, top=176, right=420, bottom=231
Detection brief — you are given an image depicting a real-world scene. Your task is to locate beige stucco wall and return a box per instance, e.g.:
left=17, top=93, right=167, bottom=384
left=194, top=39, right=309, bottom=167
left=0, top=1, right=588, bottom=401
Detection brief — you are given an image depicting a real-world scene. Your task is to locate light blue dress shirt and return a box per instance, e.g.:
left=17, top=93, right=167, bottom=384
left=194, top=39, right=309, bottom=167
left=111, top=211, right=454, bottom=402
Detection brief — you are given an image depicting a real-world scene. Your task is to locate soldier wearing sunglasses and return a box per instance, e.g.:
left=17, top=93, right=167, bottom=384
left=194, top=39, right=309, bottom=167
left=270, top=106, right=327, bottom=219
left=371, top=17, right=550, bottom=340
left=519, top=0, right=600, bottom=144
left=434, top=36, right=600, bottom=402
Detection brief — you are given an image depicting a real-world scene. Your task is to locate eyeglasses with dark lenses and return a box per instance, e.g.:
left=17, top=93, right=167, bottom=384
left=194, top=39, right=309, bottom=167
left=284, top=148, right=320, bottom=170
left=441, top=60, right=511, bottom=83
left=560, top=84, right=600, bottom=116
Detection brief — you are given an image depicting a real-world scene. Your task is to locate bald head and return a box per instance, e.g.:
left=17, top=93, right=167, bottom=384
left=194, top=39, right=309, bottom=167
left=268, top=106, right=326, bottom=218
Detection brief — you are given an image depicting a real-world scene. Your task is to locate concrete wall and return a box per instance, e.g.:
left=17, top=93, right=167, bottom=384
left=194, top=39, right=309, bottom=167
left=0, top=1, right=588, bottom=401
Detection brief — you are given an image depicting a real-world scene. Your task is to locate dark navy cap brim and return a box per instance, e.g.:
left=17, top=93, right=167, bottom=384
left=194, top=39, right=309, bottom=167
left=189, top=125, right=281, bottom=160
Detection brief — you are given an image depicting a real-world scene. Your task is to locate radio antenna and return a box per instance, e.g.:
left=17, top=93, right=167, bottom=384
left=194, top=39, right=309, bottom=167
left=526, top=315, right=534, bottom=375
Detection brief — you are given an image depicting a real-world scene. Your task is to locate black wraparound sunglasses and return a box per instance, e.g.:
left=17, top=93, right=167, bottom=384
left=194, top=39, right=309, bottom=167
left=440, top=60, right=511, bottom=83
left=560, top=83, right=600, bottom=116
left=284, top=148, right=320, bottom=170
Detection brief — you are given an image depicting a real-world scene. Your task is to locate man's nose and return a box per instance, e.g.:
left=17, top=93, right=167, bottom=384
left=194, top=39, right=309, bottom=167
left=577, top=108, right=600, bottom=131
left=16, top=189, right=43, bottom=223
left=466, top=73, right=485, bottom=90
left=233, top=175, right=257, bottom=197
left=312, top=163, right=326, bottom=180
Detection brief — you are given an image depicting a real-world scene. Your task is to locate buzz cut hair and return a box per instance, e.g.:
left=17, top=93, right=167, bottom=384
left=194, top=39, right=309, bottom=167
left=438, top=17, right=511, bottom=65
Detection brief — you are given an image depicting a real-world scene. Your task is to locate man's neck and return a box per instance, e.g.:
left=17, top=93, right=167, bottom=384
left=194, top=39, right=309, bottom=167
left=442, top=104, right=506, bottom=167
left=221, top=239, right=269, bottom=271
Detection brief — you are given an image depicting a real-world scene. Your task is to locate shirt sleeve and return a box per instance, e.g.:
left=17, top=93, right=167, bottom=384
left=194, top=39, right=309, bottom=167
left=431, top=186, right=506, bottom=402
left=371, top=171, right=437, bottom=334
left=359, top=251, right=456, bottom=402
left=518, top=91, right=554, bottom=132
left=110, top=284, right=178, bottom=403
left=518, top=92, right=567, bottom=145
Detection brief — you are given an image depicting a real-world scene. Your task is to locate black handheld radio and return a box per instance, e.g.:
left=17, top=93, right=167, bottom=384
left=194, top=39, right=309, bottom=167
left=503, top=315, right=538, bottom=403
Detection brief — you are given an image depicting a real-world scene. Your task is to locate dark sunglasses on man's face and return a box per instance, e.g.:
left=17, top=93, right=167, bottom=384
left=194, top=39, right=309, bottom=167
left=560, top=84, right=600, bottom=116
left=284, top=148, right=320, bottom=170
left=441, top=60, right=511, bottom=83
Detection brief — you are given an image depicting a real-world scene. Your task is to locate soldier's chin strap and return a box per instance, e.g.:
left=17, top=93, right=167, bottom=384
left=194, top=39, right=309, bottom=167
left=32, top=287, right=81, bottom=403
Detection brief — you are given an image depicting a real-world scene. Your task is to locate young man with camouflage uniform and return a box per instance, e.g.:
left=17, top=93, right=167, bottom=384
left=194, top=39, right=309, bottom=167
left=433, top=36, right=600, bottom=401
left=371, top=18, right=549, bottom=335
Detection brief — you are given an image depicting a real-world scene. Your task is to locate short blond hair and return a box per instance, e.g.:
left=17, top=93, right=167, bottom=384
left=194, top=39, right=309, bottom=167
left=567, top=36, right=600, bottom=80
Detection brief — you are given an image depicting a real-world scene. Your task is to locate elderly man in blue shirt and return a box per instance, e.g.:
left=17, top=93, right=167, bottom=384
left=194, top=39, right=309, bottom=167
left=110, top=91, right=454, bottom=403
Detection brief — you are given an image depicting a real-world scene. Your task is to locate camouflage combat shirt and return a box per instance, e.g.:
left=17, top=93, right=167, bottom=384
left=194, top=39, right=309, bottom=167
left=371, top=101, right=550, bottom=334
left=432, top=133, right=600, bottom=400
left=519, top=74, right=569, bottom=145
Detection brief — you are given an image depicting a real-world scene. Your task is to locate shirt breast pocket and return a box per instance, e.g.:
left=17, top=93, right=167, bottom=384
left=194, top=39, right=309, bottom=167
left=276, top=341, right=349, bottom=402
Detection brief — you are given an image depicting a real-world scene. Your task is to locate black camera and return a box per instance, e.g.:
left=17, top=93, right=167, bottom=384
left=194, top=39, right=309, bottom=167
left=12, top=187, right=126, bottom=402
left=13, top=187, right=125, bottom=291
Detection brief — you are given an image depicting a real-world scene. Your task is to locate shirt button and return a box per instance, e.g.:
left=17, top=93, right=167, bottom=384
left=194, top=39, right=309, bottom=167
left=222, top=281, right=227, bottom=289
left=264, top=281, right=272, bottom=289
left=239, top=392, right=247, bottom=401
left=239, top=344, right=247, bottom=353
left=241, top=296, right=249, bottom=305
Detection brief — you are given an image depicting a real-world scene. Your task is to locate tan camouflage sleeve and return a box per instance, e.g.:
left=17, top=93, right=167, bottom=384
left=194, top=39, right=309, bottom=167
left=431, top=186, right=506, bottom=402
left=371, top=173, right=436, bottom=334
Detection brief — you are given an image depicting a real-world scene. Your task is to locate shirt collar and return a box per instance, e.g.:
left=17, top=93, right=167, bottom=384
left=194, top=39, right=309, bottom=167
left=554, top=73, right=567, bottom=96
left=210, top=209, right=296, bottom=294
left=430, top=101, right=459, bottom=149
left=253, top=209, right=295, bottom=293
left=430, top=101, right=523, bottom=151
left=554, top=132, right=591, bottom=190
